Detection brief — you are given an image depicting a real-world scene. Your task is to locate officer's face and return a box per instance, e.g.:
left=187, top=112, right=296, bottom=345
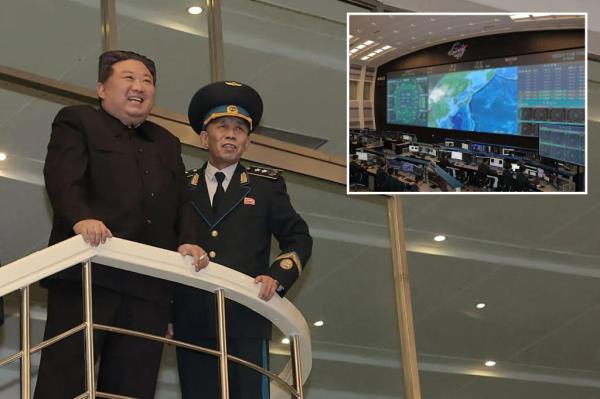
left=97, top=59, right=155, bottom=127
left=202, top=117, right=251, bottom=169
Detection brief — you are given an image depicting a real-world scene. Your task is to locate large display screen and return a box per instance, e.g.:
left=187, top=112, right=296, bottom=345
left=386, top=49, right=585, bottom=137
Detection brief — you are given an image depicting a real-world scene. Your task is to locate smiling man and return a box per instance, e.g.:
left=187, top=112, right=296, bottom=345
left=173, top=81, right=312, bottom=399
left=35, top=50, right=208, bottom=399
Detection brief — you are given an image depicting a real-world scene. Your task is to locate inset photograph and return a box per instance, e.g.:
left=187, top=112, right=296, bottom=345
left=348, top=13, right=586, bottom=193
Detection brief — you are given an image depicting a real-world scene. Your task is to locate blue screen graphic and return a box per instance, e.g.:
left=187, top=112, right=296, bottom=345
left=386, top=50, right=585, bottom=137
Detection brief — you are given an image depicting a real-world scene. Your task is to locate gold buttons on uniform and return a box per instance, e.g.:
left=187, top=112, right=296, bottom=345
left=211, top=230, right=219, bottom=237
left=209, top=251, right=216, bottom=259
left=280, top=258, right=293, bottom=270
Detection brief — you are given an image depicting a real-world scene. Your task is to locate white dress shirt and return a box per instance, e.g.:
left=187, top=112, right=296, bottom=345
left=205, top=162, right=238, bottom=205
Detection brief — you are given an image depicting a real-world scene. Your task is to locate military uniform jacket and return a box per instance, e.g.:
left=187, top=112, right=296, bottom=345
left=43, top=105, right=199, bottom=303
left=174, top=163, right=312, bottom=339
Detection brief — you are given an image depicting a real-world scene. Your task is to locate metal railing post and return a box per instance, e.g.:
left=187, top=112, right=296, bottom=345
left=290, top=335, right=303, bottom=399
left=215, top=289, right=230, bottom=399
left=82, top=260, right=96, bottom=398
left=20, top=286, right=31, bottom=398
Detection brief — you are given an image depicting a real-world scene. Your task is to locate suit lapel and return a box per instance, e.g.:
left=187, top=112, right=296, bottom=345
left=189, top=164, right=213, bottom=227
left=212, top=164, right=251, bottom=228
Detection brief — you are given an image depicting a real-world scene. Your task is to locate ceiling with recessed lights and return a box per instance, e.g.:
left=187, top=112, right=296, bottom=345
left=349, top=14, right=585, bottom=67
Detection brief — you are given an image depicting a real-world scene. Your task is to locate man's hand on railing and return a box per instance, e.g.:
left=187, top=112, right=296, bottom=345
left=73, top=219, right=113, bottom=247
left=255, top=275, right=279, bottom=301
left=177, top=244, right=209, bottom=271
left=166, top=323, right=174, bottom=340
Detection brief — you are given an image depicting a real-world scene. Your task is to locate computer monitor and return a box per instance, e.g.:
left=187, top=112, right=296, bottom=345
left=490, top=158, right=503, bottom=168
left=462, top=153, right=473, bottom=164
left=445, top=141, right=454, bottom=147
left=471, top=143, right=486, bottom=152
left=357, top=152, right=368, bottom=161
left=401, top=162, right=415, bottom=173
left=451, top=151, right=463, bottom=161
left=461, top=143, right=469, bottom=150
left=525, top=166, right=537, bottom=176
left=502, top=148, right=514, bottom=156
left=409, top=145, right=419, bottom=153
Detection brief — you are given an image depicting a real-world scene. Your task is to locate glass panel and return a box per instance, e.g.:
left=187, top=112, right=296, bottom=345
left=1, top=0, right=102, bottom=90
left=221, top=0, right=364, bottom=156
left=116, top=0, right=212, bottom=115
left=350, top=81, right=358, bottom=100
left=364, top=82, right=372, bottom=100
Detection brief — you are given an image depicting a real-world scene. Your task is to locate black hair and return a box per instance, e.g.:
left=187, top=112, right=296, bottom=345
left=98, top=50, right=156, bottom=84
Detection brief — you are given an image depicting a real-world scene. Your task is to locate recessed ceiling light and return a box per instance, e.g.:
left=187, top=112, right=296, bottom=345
left=411, top=36, right=416, bottom=40
left=187, top=6, right=203, bottom=15
left=350, top=49, right=359, bottom=53
left=485, top=360, right=496, bottom=367
left=476, top=303, right=486, bottom=309
left=281, top=338, right=290, bottom=344
left=428, top=32, right=433, bottom=35
left=468, top=22, right=475, bottom=26
left=410, top=24, right=416, bottom=27
left=314, top=320, right=324, bottom=327
left=374, top=49, right=383, bottom=53
left=382, top=45, right=391, bottom=50
left=349, top=34, right=354, bottom=38
left=447, top=26, right=453, bottom=30
left=361, top=56, right=369, bottom=61
left=367, top=52, right=376, bottom=57
left=371, top=22, right=377, bottom=26
left=0, top=152, right=6, bottom=161
left=393, top=30, right=399, bottom=34
left=434, top=235, right=446, bottom=242
left=364, top=40, right=374, bottom=45
left=356, top=44, right=366, bottom=49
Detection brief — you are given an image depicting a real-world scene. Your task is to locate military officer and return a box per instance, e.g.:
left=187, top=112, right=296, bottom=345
left=173, top=81, right=312, bottom=399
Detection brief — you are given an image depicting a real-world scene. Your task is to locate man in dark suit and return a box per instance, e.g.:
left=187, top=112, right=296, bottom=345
left=35, top=50, right=208, bottom=399
left=173, top=81, right=312, bottom=399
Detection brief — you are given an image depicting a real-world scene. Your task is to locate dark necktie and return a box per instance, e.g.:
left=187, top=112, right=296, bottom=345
left=213, top=172, right=226, bottom=216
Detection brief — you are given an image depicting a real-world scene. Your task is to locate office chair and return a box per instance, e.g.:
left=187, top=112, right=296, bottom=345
left=456, top=170, right=470, bottom=185
left=499, top=173, right=514, bottom=191
left=349, top=162, right=368, bottom=190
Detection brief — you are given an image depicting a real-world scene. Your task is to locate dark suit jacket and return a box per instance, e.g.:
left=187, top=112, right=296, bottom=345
left=174, top=163, right=312, bottom=339
left=43, top=105, right=199, bottom=303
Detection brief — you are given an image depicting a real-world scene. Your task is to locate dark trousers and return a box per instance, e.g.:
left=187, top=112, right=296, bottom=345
left=176, top=337, right=270, bottom=399
left=34, top=283, right=170, bottom=399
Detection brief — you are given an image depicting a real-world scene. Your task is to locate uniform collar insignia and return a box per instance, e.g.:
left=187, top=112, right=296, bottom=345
left=191, top=173, right=200, bottom=186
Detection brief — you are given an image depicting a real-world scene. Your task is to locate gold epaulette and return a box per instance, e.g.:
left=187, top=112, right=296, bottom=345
left=186, top=168, right=201, bottom=186
left=247, top=166, right=281, bottom=180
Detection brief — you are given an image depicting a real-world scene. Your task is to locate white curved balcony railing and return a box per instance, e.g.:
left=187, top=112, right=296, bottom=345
left=0, top=236, right=312, bottom=399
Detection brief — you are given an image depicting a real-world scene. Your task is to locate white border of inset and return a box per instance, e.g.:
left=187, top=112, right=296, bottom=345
left=346, top=12, right=588, bottom=195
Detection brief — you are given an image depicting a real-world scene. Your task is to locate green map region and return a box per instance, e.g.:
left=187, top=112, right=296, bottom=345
left=387, top=76, right=428, bottom=126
